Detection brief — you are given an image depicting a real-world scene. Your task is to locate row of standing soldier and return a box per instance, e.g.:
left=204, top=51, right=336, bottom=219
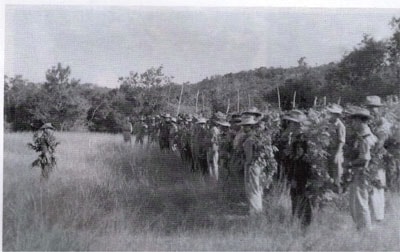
left=123, top=95, right=399, bottom=230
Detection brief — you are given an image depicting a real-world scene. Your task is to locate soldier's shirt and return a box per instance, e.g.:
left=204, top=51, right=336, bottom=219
left=210, top=126, right=220, bottom=152
left=353, top=125, right=377, bottom=165
left=233, top=129, right=246, bottom=150
left=328, top=118, right=346, bottom=156
left=243, top=135, right=256, bottom=165
left=335, top=118, right=346, bottom=146
left=371, top=116, right=392, bottom=145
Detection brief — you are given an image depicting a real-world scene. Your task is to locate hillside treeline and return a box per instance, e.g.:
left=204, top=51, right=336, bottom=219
left=4, top=17, right=400, bottom=132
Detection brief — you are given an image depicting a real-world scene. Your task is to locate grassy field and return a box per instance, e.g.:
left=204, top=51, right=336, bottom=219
left=3, top=132, right=400, bottom=251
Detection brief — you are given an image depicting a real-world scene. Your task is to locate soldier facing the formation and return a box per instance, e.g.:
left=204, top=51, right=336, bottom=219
left=28, top=123, right=59, bottom=180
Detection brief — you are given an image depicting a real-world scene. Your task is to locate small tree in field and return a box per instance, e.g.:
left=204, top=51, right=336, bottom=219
left=118, top=65, right=174, bottom=116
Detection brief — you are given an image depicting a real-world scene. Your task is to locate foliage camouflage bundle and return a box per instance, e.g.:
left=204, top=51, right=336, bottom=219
left=28, top=131, right=59, bottom=179
left=253, top=128, right=278, bottom=190
left=379, top=99, right=400, bottom=190
left=300, top=108, right=336, bottom=204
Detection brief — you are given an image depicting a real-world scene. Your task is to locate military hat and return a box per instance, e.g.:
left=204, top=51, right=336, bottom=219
left=365, top=96, right=383, bottom=107
left=211, top=112, right=229, bottom=127
left=229, top=113, right=242, bottom=123
left=282, top=110, right=307, bottom=123
left=346, top=106, right=373, bottom=120
left=196, top=117, right=207, bottom=124
left=326, top=103, right=343, bottom=114
left=238, top=114, right=259, bottom=126
left=242, top=107, right=263, bottom=117
left=216, top=121, right=231, bottom=127
left=40, top=123, right=55, bottom=130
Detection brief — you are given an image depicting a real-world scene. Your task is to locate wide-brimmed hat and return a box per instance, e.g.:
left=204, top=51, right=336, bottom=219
left=282, top=110, right=307, bottom=123
left=346, top=106, right=373, bottom=120
left=162, top=113, right=171, bottom=118
left=185, top=114, right=193, bottom=121
left=215, top=121, right=231, bottom=127
left=365, top=96, right=383, bottom=107
left=228, top=113, right=241, bottom=123
left=213, top=111, right=227, bottom=120
left=212, top=111, right=229, bottom=127
left=326, top=103, right=343, bottom=114
left=40, top=123, right=55, bottom=130
left=196, top=117, right=207, bottom=124
left=238, top=114, right=259, bottom=126
left=171, top=117, right=177, bottom=123
left=242, top=107, right=263, bottom=117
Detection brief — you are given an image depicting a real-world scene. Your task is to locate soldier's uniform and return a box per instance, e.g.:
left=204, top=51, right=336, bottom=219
left=282, top=110, right=313, bottom=227
left=28, top=123, right=59, bottom=180
left=346, top=107, right=377, bottom=230
left=180, top=119, right=194, bottom=170
left=239, top=113, right=264, bottom=215
left=122, top=117, right=133, bottom=143
left=148, top=117, right=159, bottom=144
left=133, top=117, right=147, bottom=145
left=206, top=112, right=231, bottom=183
left=169, top=117, right=179, bottom=154
left=207, top=125, right=221, bottom=182
left=326, top=104, right=346, bottom=192
left=159, top=114, right=172, bottom=151
left=365, top=96, right=392, bottom=222
left=192, top=118, right=209, bottom=175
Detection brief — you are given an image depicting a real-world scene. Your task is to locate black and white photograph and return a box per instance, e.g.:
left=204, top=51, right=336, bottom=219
left=3, top=1, right=400, bottom=250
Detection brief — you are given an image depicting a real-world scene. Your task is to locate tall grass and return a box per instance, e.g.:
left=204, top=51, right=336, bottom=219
left=3, top=132, right=400, bottom=250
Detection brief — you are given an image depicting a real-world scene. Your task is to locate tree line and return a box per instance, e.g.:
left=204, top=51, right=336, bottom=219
left=4, top=17, right=400, bottom=133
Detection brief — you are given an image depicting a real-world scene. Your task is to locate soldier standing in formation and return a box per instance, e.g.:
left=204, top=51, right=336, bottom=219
left=282, top=110, right=313, bottom=227
left=159, top=113, right=172, bottom=151
left=326, top=104, right=346, bottom=193
left=346, top=107, right=377, bottom=230
left=169, top=117, right=179, bottom=154
left=122, top=117, right=133, bottom=144
left=121, top=94, right=397, bottom=227
left=365, top=96, right=392, bottom=223
left=194, top=117, right=209, bottom=175
left=134, top=116, right=148, bottom=145
left=207, top=112, right=231, bottom=183
left=239, top=112, right=265, bottom=215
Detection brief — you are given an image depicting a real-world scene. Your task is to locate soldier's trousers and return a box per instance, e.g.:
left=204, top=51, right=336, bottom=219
left=349, top=173, right=372, bottom=230
left=328, top=152, right=344, bottom=191
left=369, top=168, right=386, bottom=221
left=290, top=189, right=312, bottom=227
left=244, top=163, right=263, bottom=215
left=207, top=149, right=219, bottom=182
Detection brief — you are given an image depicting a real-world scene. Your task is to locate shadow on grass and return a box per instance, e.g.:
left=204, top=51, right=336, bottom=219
left=95, top=143, right=300, bottom=236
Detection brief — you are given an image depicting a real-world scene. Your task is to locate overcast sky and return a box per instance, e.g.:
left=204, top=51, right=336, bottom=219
left=5, top=6, right=400, bottom=88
